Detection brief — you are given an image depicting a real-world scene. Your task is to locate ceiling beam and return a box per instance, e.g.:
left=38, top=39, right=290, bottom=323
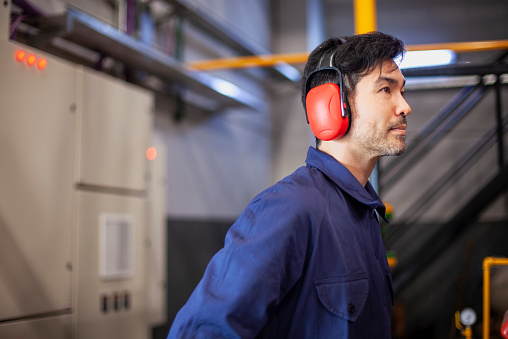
left=188, top=39, right=508, bottom=71
left=163, top=0, right=301, bottom=81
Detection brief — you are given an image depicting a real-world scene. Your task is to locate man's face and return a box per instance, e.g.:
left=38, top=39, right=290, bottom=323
left=348, top=60, right=411, bottom=158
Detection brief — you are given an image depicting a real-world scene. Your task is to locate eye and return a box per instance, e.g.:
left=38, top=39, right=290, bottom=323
left=380, top=87, right=391, bottom=93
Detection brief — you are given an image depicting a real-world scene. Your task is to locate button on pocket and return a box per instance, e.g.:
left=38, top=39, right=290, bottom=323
left=315, top=274, right=369, bottom=322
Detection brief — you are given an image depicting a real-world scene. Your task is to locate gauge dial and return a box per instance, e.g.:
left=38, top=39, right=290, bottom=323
left=460, top=307, right=477, bottom=326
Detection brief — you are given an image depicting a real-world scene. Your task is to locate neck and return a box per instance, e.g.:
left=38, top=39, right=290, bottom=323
left=318, top=140, right=379, bottom=187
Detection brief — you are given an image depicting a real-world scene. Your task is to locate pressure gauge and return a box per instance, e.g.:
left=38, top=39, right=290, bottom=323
left=460, top=307, right=477, bottom=326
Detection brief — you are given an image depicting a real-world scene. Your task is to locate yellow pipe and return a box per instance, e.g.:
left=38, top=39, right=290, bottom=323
left=463, top=327, right=472, bottom=339
left=455, top=310, right=473, bottom=339
left=483, top=257, right=508, bottom=339
left=407, top=40, right=508, bottom=52
left=188, top=40, right=508, bottom=71
left=188, top=52, right=310, bottom=71
left=354, top=0, right=377, bottom=34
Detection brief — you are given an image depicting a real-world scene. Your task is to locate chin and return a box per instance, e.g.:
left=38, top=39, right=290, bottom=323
left=392, top=148, right=406, bottom=156
left=381, top=142, right=406, bottom=156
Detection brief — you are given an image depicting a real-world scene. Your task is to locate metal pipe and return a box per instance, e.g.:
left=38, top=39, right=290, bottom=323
left=164, top=0, right=300, bottom=82
left=307, top=0, right=325, bottom=51
left=189, top=52, right=310, bottom=71
left=483, top=257, right=508, bottom=339
left=188, top=40, right=508, bottom=71
left=354, top=0, right=377, bottom=34
left=495, top=75, right=505, bottom=169
left=407, top=40, right=508, bottom=52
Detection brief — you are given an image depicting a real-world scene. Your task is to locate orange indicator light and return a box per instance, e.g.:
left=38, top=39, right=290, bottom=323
left=146, top=147, right=157, bottom=161
left=37, top=58, right=47, bottom=70
left=26, top=54, right=36, bottom=66
left=15, top=50, right=26, bottom=62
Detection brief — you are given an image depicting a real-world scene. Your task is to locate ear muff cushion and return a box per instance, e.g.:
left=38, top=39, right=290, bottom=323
left=306, top=83, right=349, bottom=141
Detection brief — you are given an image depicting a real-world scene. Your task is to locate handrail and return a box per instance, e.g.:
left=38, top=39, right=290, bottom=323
left=188, top=39, right=508, bottom=70
left=385, top=118, right=508, bottom=245
left=381, top=81, right=488, bottom=191
left=380, top=83, right=477, bottom=187
left=483, top=257, right=508, bottom=339
left=392, top=165, right=508, bottom=295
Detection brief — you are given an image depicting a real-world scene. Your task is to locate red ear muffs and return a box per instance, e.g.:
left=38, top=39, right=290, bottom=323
left=306, top=83, right=349, bottom=141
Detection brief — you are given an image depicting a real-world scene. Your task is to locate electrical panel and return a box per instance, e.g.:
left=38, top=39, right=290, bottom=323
left=74, top=191, right=149, bottom=339
left=0, top=40, right=76, bottom=324
left=0, top=36, right=157, bottom=339
left=73, top=65, right=153, bottom=339
left=0, top=315, right=71, bottom=339
left=76, top=69, right=153, bottom=191
left=146, top=137, right=168, bottom=326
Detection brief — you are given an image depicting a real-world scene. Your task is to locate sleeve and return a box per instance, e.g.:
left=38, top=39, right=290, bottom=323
left=167, top=187, right=314, bottom=339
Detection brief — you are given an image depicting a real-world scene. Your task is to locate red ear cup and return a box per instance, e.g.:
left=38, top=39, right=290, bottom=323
left=306, top=83, right=349, bottom=141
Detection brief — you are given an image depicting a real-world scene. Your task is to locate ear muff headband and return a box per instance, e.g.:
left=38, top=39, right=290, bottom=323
left=304, top=51, right=350, bottom=141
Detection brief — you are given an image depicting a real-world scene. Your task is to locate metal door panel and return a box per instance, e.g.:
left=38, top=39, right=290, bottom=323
left=77, top=69, right=153, bottom=191
left=0, top=314, right=71, bottom=339
left=74, top=191, right=148, bottom=339
left=0, top=40, right=76, bottom=321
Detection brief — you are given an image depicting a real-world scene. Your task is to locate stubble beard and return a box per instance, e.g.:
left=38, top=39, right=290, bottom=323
left=351, top=117, right=407, bottom=158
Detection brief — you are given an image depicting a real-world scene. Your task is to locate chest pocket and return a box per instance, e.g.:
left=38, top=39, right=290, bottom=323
left=314, top=274, right=369, bottom=322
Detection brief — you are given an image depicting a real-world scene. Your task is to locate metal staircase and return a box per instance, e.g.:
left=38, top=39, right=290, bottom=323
left=380, top=53, right=508, bottom=296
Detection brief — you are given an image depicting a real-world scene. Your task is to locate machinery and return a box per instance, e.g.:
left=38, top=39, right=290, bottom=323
left=0, top=1, right=166, bottom=338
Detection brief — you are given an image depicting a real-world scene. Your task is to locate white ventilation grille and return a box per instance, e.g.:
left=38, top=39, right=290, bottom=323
left=99, top=213, right=135, bottom=280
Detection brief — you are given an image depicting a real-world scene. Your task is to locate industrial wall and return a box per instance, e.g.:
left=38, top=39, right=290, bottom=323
left=153, top=0, right=274, bottom=219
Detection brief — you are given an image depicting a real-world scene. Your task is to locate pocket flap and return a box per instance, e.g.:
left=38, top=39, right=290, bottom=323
left=315, top=275, right=369, bottom=322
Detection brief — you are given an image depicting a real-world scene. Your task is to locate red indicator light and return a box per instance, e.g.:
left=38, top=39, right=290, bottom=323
left=15, top=50, right=26, bottom=62
left=26, top=54, right=36, bottom=66
left=146, top=147, right=157, bottom=161
left=37, top=58, right=47, bottom=70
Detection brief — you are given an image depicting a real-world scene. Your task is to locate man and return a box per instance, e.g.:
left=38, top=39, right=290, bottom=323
left=168, top=31, right=411, bottom=338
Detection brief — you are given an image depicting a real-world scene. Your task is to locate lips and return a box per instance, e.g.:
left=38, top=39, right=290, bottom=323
left=390, top=125, right=406, bottom=131
left=389, top=124, right=407, bottom=136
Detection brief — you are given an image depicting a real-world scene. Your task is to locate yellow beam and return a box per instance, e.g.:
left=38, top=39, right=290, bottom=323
left=354, top=0, right=377, bottom=34
left=407, top=40, right=508, bottom=52
left=483, top=257, right=508, bottom=339
left=188, top=52, right=310, bottom=71
left=188, top=40, right=508, bottom=71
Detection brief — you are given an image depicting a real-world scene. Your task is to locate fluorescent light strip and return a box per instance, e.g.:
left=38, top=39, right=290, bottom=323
left=398, top=50, right=456, bottom=69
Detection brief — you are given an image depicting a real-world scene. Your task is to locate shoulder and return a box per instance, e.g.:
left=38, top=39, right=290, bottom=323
left=246, top=166, right=332, bottom=222
left=275, top=165, right=334, bottom=203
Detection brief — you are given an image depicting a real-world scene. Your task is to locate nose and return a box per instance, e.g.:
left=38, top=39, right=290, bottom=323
left=396, top=96, right=411, bottom=116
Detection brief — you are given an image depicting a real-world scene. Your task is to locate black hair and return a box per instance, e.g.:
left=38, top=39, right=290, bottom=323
left=301, top=31, right=405, bottom=147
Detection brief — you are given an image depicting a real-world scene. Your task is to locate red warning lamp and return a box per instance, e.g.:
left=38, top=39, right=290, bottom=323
left=26, top=54, right=36, bottom=66
left=37, top=58, right=47, bottom=70
left=15, top=50, right=26, bottom=62
left=15, top=50, right=48, bottom=70
left=146, top=147, right=157, bottom=161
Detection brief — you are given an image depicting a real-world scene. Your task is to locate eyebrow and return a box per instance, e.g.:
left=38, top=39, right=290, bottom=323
left=375, top=75, right=406, bottom=88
